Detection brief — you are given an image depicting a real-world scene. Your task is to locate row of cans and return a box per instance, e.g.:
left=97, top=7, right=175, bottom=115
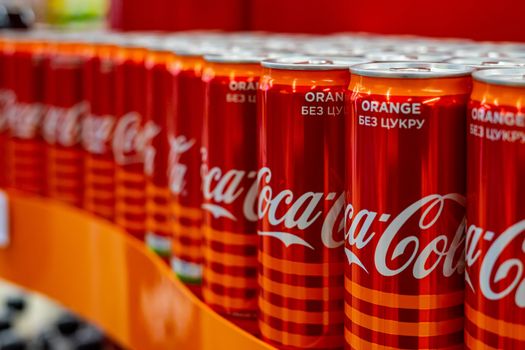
left=0, top=29, right=524, bottom=350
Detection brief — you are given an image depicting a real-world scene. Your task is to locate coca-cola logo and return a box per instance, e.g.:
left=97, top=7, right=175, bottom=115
left=0, top=90, right=16, bottom=132
left=81, top=114, right=116, bottom=154
left=257, top=167, right=345, bottom=250
left=168, top=135, right=195, bottom=196
left=345, top=194, right=466, bottom=278
left=6, top=102, right=44, bottom=139
left=42, top=102, right=88, bottom=146
left=112, top=112, right=160, bottom=166
left=466, top=220, right=525, bottom=307
left=201, top=161, right=259, bottom=222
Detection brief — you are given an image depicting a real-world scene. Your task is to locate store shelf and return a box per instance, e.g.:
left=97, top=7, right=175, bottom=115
left=0, top=191, right=273, bottom=350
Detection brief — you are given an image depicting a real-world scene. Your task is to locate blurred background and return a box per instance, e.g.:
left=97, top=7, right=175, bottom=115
left=0, top=0, right=523, bottom=41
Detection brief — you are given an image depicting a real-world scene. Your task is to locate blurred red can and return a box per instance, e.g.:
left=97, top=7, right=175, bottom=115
left=0, top=35, right=16, bottom=189
left=257, top=57, right=367, bottom=350
left=168, top=49, right=206, bottom=285
left=465, top=68, right=525, bottom=349
left=144, top=42, right=174, bottom=260
left=201, top=53, right=264, bottom=327
left=114, top=38, right=159, bottom=240
left=6, top=36, right=47, bottom=195
left=345, top=62, right=472, bottom=349
left=82, top=37, right=119, bottom=220
left=42, top=38, right=87, bottom=206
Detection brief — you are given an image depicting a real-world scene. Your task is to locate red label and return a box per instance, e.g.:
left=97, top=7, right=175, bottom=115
left=257, top=80, right=346, bottom=349
left=169, top=69, right=204, bottom=211
left=345, top=92, right=468, bottom=349
left=466, top=99, right=525, bottom=349
left=82, top=55, right=117, bottom=157
left=201, top=73, right=259, bottom=316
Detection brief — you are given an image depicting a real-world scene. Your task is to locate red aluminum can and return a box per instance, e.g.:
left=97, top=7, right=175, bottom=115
left=465, top=68, right=525, bottom=349
left=345, top=62, right=473, bottom=349
left=168, top=50, right=206, bottom=286
left=6, top=36, right=47, bottom=195
left=82, top=37, right=119, bottom=220
left=144, top=42, right=174, bottom=260
left=42, top=38, right=87, bottom=207
left=201, top=53, right=264, bottom=328
left=0, top=34, right=16, bottom=189
left=257, top=56, right=367, bottom=350
left=114, top=38, right=158, bottom=240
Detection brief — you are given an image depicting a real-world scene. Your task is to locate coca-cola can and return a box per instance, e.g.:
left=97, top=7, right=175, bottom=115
left=465, top=68, right=525, bottom=349
left=168, top=43, right=226, bottom=287
left=42, top=36, right=87, bottom=207
left=144, top=41, right=174, bottom=261
left=114, top=37, right=156, bottom=240
left=257, top=56, right=368, bottom=349
left=0, top=34, right=17, bottom=189
left=6, top=35, right=48, bottom=195
left=345, top=62, right=473, bottom=349
left=201, top=53, right=265, bottom=330
left=82, top=36, right=119, bottom=220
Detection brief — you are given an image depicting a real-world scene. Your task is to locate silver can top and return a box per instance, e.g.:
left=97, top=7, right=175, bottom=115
left=365, top=52, right=451, bottom=62
left=447, top=57, right=525, bottom=69
left=473, top=68, right=525, bottom=87
left=261, top=56, right=371, bottom=70
left=350, top=62, right=474, bottom=79
left=204, top=52, right=270, bottom=64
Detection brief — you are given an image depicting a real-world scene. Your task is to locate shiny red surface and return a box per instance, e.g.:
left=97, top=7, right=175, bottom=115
left=146, top=58, right=172, bottom=204
left=42, top=52, right=85, bottom=207
left=7, top=48, right=46, bottom=195
left=82, top=47, right=118, bottom=220
left=201, top=64, right=259, bottom=319
left=257, top=69, right=348, bottom=350
left=145, top=54, right=173, bottom=251
left=346, top=85, right=469, bottom=348
left=0, top=44, right=11, bottom=188
left=114, top=50, right=148, bottom=239
left=465, top=85, right=525, bottom=349
left=169, top=61, right=205, bottom=279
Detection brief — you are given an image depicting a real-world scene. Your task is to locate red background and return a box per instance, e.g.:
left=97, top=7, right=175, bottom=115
left=109, top=0, right=524, bottom=42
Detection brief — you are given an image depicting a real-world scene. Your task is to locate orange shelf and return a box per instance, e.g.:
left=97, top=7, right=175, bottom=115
left=0, top=191, right=273, bottom=350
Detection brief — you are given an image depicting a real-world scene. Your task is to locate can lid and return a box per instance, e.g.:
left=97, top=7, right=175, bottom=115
left=452, top=48, right=515, bottom=59
left=350, top=62, right=474, bottom=78
left=170, top=41, right=230, bottom=57
left=473, top=68, right=525, bottom=87
left=204, top=52, right=269, bottom=64
left=261, top=56, right=371, bottom=70
left=447, top=57, right=525, bottom=69
left=365, top=52, right=451, bottom=62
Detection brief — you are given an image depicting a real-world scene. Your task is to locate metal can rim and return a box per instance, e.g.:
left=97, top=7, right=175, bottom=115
left=204, top=53, right=268, bottom=64
left=261, top=56, right=371, bottom=70
left=473, top=68, right=525, bottom=87
left=350, top=62, right=474, bottom=78
left=447, top=57, right=525, bottom=69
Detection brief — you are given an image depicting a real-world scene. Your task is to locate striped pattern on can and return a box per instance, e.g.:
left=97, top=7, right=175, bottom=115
left=47, top=146, right=83, bottom=207
left=202, top=224, right=258, bottom=316
left=344, top=277, right=464, bottom=349
left=9, top=138, right=46, bottom=195
left=84, top=155, right=115, bottom=220
left=115, top=165, right=147, bottom=240
left=258, top=249, right=345, bottom=350
left=146, top=182, right=172, bottom=260
left=171, top=202, right=203, bottom=283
